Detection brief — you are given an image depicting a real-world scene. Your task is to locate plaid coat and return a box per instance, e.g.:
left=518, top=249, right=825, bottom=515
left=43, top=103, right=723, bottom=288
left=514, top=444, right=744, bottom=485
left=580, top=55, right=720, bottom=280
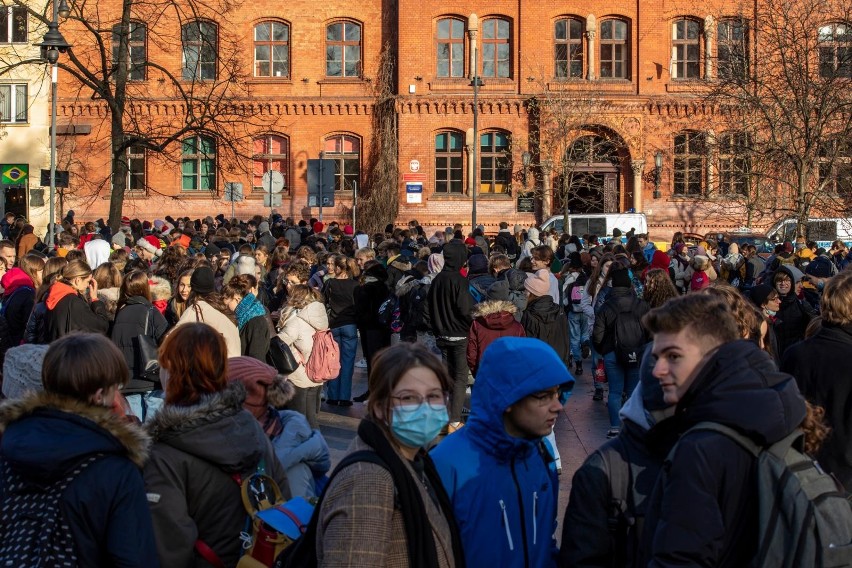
left=316, top=436, right=457, bottom=567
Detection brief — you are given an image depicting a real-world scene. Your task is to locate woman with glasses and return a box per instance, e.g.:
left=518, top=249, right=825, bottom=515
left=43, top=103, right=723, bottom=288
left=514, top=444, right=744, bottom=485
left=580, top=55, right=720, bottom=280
left=316, top=342, right=465, bottom=567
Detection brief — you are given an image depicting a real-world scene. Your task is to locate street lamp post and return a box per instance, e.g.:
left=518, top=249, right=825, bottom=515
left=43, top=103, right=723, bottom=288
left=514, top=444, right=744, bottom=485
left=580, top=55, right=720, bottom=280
left=35, top=0, right=71, bottom=248
left=470, top=49, right=483, bottom=230
left=653, top=150, right=663, bottom=199
left=522, top=150, right=531, bottom=190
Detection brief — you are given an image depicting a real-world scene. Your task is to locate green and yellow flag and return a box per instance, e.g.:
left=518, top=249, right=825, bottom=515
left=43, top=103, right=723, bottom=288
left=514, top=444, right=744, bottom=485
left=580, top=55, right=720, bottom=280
left=1, top=164, right=28, bottom=186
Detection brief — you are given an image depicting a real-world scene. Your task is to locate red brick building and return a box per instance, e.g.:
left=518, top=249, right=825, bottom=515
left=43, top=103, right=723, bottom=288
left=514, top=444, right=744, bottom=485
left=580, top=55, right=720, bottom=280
left=49, top=0, right=850, bottom=238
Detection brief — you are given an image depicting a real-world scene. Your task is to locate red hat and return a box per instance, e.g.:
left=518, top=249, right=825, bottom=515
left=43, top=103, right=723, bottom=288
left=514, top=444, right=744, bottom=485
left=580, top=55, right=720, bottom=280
left=464, top=237, right=477, bottom=246
left=227, top=357, right=294, bottom=419
left=137, top=235, right=162, bottom=257
left=121, top=216, right=131, bottom=227
left=343, top=224, right=354, bottom=235
left=313, top=221, right=324, bottom=234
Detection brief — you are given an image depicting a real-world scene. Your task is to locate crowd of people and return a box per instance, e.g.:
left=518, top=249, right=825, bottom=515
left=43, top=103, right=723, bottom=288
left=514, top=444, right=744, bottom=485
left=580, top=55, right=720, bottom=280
left=0, top=211, right=851, bottom=567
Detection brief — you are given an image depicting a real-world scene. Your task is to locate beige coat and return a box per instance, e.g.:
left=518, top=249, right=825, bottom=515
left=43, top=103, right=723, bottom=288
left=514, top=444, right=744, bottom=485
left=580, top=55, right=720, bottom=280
left=316, top=436, right=457, bottom=568
left=276, top=301, right=329, bottom=388
left=176, top=299, right=241, bottom=358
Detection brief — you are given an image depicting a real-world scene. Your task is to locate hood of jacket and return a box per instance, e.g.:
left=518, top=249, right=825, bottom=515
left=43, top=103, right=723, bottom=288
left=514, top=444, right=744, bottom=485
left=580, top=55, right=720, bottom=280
left=146, top=382, right=265, bottom=473
left=84, top=239, right=111, bottom=269
left=524, top=295, right=562, bottom=322
left=362, top=262, right=389, bottom=283
left=441, top=240, right=468, bottom=272
left=472, top=299, right=518, bottom=319
left=466, top=337, right=573, bottom=461
left=650, top=250, right=671, bottom=271
left=0, top=391, right=150, bottom=482
left=297, top=300, right=329, bottom=331
left=45, top=281, right=80, bottom=311
left=676, top=340, right=806, bottom=446
left=149, top=275, right=172, bottom=302
left=395, top=273, right=425, bottom=297
left=526, top=228, right=540, bottom=244
left=1, top=267, right=34, bottom=297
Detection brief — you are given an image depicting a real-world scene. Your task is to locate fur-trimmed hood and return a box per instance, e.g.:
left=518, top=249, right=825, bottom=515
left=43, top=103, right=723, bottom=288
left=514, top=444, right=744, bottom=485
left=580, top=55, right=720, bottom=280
left=472, top=299, right=517, bottom=318
left=0, top=391, right=151, bottom=478
left=146, top=382, right=266, bottom=473
left=395, top=273, right=432, bottom=297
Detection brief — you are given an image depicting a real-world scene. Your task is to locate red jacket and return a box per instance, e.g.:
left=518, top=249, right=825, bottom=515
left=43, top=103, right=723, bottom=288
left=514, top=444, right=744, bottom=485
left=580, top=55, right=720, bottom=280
left=466, top=300, right=526, bottom=377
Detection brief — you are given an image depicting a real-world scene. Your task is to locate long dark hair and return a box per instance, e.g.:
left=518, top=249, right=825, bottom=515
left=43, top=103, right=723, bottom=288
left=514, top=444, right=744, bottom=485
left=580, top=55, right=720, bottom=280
left=117, top=270, right=152, bottom=310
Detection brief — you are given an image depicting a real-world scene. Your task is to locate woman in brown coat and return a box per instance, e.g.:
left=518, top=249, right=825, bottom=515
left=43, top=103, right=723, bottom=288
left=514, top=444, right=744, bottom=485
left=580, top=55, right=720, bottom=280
left=316, top=342, right=465, bottom=567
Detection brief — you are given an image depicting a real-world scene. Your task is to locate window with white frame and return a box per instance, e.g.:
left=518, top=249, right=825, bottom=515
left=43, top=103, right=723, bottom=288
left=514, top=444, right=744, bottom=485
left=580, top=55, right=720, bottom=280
left=0, top=6, right=26, bottom=43
left=0, top=84, right=27, bottom=123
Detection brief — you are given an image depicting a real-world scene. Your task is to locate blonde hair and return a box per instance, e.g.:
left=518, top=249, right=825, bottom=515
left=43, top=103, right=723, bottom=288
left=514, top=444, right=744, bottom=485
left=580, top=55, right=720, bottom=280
left=59, top=259, right=93, bottom=282
left=821, top=271, right=852, bottom=327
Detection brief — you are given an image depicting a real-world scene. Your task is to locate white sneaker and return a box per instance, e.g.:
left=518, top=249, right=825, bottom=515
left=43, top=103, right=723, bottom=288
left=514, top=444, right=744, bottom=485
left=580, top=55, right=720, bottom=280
left=355, top=358, right=367, bottom=369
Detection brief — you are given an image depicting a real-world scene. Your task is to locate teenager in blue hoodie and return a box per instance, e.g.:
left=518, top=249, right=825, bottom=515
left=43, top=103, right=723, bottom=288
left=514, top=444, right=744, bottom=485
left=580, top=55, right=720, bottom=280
left=431, top=336, right=574, bottom=568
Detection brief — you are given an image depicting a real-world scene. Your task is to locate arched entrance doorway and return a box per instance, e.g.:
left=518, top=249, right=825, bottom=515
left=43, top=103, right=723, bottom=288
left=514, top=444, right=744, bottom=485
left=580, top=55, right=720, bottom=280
left=555, top=135, right=622, bottom=214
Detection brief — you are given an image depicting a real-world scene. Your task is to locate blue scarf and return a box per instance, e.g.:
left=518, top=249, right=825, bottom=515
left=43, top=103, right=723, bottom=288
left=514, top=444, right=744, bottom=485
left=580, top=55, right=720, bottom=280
left=235, top=293, right=267, bottom=330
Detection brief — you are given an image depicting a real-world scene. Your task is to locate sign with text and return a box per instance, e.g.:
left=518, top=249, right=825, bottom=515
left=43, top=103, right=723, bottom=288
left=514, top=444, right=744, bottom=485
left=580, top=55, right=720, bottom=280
left=517, top=192, right=535, bottom=213
left=406, top=182, right=423, bottom=204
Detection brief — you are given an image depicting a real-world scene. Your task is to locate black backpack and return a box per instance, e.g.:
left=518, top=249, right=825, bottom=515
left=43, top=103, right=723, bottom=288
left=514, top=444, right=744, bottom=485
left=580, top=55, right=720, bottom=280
left=496, top=233, right=520, bottom=261
left=610, top=300, right=646, bottom=368
left=667, top=422, right=852, bottom=568
left=275, top=450, right=388, bottom=568
left=0, top=454, right=102, bottom=567
left=405, top=281, right=431, bottom=332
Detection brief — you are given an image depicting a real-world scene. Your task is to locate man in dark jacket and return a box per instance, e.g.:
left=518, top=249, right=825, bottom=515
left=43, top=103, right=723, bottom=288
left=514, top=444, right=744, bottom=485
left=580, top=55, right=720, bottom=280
left=494, top=221, right=520, bottom=262
left=782, top=270, right=852, bottom=489
left=424, top=240, right=473, bottom=430
left=639, top=294, right=807, bottom=567
left=772, top=265, right=815, bottom=355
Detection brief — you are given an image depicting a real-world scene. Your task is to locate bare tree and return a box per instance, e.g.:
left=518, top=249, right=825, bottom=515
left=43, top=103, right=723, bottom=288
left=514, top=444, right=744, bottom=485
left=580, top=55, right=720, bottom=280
left=703, top=0, right=852, bottom=236
left=0, top=0, right=274, bottom=232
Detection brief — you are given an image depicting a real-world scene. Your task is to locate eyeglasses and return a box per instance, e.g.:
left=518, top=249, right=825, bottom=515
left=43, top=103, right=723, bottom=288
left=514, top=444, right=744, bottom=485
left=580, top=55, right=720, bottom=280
left=527, top=389, right=560, bottom=407
left=391, top=392, right=449, bottom=415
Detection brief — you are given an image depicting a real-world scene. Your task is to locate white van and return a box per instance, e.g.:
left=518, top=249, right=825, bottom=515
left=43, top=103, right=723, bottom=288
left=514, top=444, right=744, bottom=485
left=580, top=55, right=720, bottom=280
left=540, top=213, right=648, bottom=239
left=766, top=217, right=852, bottom=248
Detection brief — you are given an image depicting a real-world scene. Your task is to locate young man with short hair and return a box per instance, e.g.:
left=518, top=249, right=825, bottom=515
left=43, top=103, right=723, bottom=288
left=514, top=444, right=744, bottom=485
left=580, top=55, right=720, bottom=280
left=431, top=336, right=573, bottom=568
left=639, top=294, right=806, bottom=567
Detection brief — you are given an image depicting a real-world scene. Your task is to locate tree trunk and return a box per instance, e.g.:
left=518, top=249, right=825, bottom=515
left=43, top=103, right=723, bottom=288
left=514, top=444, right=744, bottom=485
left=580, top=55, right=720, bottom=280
left=108, top=117, right=128, bottom=235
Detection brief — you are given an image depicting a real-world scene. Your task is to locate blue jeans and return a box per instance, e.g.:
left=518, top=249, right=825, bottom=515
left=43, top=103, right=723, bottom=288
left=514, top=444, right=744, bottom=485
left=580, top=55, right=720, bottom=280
left=327, top=324, right=358, bottom=402
left=603, top=351, right=640, bottom=428
left=567, top=311, right=589, bottom=362
left=126, top=390, right=164, bottom=423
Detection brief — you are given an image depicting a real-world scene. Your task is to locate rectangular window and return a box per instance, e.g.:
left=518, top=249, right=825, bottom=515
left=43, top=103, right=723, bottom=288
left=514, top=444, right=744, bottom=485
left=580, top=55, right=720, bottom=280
left=0, top=84, right=27, bottom=123
left=480, top=132, right=510, bottom=193
left=435, top=132, right=464, bottom=193
left=0, top=6, right=27, bottom=43
left=555, top=19, right=583, bottom=78
left=482, top=19, right=510, bottom=78
left=326, top=22, right=361, bottom=78
left=254, top=22, right=289, bottom=78
left=181, top=136, right=216, bottom=191
left=182, top=22, right=217, bottom=81
left=127, top=145, right=146, bottom=192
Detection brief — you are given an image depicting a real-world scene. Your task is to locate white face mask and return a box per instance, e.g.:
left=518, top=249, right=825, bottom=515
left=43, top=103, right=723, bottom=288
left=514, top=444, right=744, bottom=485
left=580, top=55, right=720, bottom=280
left=765, top=308, right=777, bottom=317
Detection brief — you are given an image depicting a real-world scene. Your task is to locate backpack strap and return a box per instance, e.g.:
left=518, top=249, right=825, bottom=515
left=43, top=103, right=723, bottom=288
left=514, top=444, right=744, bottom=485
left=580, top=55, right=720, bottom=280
left=670, top=421, right=762, bottom=461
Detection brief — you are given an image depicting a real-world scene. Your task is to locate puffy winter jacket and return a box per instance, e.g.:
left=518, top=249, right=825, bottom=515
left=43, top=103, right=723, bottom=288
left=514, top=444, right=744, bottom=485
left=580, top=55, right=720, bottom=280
left=276, top=301, right=329, bottom=389
left=466, top=300, right=526, bottom=376
left=110, top=296, right=168, bottom=392
left=521, top=295, right=570, bottom=364
left=42, top=282, right=110, bottom=342
left=425, top=241, right=473, bottom=338
left=592, top=287, right=650, bottom=356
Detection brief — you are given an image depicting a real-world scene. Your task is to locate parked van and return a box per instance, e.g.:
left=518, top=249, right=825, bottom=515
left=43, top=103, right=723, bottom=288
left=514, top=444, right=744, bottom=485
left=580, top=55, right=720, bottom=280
left=540, top=213, right=648, bottom=239
left=766, top=217, right=852, bottom=248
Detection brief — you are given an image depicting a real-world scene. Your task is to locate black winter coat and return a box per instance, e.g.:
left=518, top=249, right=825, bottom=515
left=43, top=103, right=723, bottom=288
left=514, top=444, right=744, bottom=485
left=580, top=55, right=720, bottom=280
left=0, top=392, right=158, bottom=568
left=43, top=286, right=110, bottom=343
left=521, top=295, right=570, bottom=363
left=640, top=340, right=807, bottom=568
left=782, top=323, right=852, bottom=489
left=774, top=291, right=814, bottom=356
left=110, top=296, right=168, bottom=392
left=354, top=264, right=390, bottom=332
left=424, top=241, right=473, bottom=338
left=239, top=314, right=274, bottom=362
left=592, top=287, right=650, bottom=356
left=2, top=285, right=35, bottom=346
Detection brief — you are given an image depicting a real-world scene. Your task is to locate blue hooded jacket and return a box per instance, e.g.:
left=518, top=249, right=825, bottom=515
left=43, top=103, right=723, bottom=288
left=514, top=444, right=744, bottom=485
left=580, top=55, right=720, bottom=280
left=431, top=337, right=574, bottom=568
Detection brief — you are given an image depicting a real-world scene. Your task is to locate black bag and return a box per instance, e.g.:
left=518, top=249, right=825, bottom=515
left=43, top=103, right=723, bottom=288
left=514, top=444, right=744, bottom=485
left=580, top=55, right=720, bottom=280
left=267, top=336, right=300, bottom=374
left=133, top=307, right=160, bottom=383
left=611, top=301, right=646, bottom=368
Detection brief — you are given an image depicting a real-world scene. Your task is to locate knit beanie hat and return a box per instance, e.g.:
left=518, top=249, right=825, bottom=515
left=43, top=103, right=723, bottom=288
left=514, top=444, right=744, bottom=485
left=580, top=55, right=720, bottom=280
left=467, top=254, right=488, bottom=275
left=524, top=269, right=550, bottom=297
left=121, top=216, right=131, bottom=227
left=749, top=284, right=775, bottom=308
left=343, top=225, right=354, bottom=236
left=203, top=243, right=221, bottom=260
left=234, top=255, right=257, bottom=276
left=137, top=235, right=162, bottom=257
left=427, top=253, right=445, bottom=274
left=610, top=267, right=633, bottom=289
left=313, top=221, right=324, bottom=234
left=506, top=268, right=528, bottom=291
left=227, top=356, right=294, bottom=419
left=486, top=279, right=511, bottom=302
left=1, top=344, right=49, bottom=399
left=190, top=266, right=215, bottom=295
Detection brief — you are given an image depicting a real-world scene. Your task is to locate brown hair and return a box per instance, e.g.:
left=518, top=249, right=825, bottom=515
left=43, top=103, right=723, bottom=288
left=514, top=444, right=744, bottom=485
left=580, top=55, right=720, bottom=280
left=283, top=262, right=311, bottom=284
left=820, top=271, right=852, bottom=327
left=367, top=342, right=453, bottom=433
left=328, top=254, right=352, bottom=278
left=642, top=293, right=740, bottom=350
left=588, top=253, right=616, bottom=299
left=93, top=262, right=122, bottom=289
left=118, top=270, right=152, bottom=310
left=489, top=254, right=512, bottom=275
left=42, top=333, right=128, bottom=399
left=531, top=245, right=554, bottom=265
left=222, top=274, right=257, bottom=300
left=643, top=268, right=679, bottom=309
left=19, top=253, right=46, bottom=288
left=160, top=323, right=228, bottom=406
left=285, top=284, right=321, bottom=309
left=703, top=284, right=758, bottom=341
left=802, top=401, right=830, bottom=456
left=59, top=259, right=93, bottom=282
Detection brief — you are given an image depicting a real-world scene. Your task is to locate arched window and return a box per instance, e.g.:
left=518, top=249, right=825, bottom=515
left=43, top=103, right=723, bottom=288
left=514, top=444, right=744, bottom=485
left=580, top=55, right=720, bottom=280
left=717, top=18, right=748, bottom=80
left=819, top=23, right=852, bottom=78
left=674, top=131, right=706, bottom=195
left=326, top=21, right=361, bottom=78
left=181, top=135, right=216, bottom=191
left=600, top=19, right=628, bottom=79
left=480, top=131, right=511, bottom=193
left=254, top=21, right=289, bottom=78
left=554, top=18, right=583, bottom=78
left=718, top=131, right=750, bottom=195
left=435, top=131, right=464, bottom=194
left=253, top=135, right=289, bottom=192
left=112, top=21, right=146, bottom=81
left=672, top=18, right=701, bottom=79
left=481, top=18, right=510, bottom=78
left=181, top=21, right=217, bottom=80
left=323, top=135, right=360, bottom=191
left=436, top=17, right=465, bottom=78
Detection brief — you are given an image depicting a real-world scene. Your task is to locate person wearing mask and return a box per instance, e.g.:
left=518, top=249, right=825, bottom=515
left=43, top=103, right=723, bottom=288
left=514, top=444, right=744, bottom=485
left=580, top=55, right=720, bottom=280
left=0, top=333, right=158, bottom=567
left=222, top=273, right=274, bottom=362
left=424, top=240, right=473, bottom=432
left=431, top=337, right=573, bottom=568
left=110, top=270, right=169, bottom=422
left=175, top=266, right=241, bottom=358
left=42, top=260, right=111, bottom=342
left=315, top=342, right=464, bottom=566
left=593, top=266, right=650, bottom=438
left=143, top=323, right=288, bottom=568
